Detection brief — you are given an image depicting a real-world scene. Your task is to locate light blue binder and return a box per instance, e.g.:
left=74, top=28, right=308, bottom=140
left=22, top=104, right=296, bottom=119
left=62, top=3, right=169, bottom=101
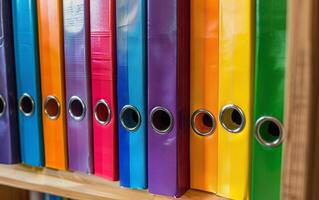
left=116, top=0, right=147, bottom=189
left=12, top=0, right=44, bottom=167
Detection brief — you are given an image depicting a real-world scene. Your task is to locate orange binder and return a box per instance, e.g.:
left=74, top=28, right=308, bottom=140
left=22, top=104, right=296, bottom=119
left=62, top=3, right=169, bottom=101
left=190, top=0, right=219, bottom=192
left=37, top=0, right=67, bottom=170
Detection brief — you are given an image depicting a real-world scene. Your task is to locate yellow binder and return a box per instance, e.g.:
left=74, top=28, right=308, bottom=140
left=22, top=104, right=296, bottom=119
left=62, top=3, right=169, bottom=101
left=190, top=0, right=219, bottom=193
left=218, top=0, right=253, bottom=199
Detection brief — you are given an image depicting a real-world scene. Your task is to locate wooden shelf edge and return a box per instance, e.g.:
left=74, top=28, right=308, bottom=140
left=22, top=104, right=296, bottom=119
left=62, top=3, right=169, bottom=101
left=0, top=164, right=223, bottom=200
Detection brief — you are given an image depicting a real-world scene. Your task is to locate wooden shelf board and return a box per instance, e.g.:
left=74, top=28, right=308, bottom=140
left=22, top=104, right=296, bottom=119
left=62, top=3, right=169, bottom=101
left=0, top=164, right=224, bottom=200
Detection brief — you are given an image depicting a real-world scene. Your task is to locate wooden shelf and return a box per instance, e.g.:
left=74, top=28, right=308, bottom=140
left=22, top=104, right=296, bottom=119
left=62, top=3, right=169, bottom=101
left=0, top=164, right=224, bottom=200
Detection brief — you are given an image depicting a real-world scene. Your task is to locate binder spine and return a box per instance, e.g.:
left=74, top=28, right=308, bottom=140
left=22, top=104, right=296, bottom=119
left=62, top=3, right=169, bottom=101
left=37, top=0, right=67, bottom=170
left=63, top=0, right=93, bottom=174
left=148, top=0, right=190, bottom=197
left=251, top=0, right=287, bottom=199
left=116, top=0, right=147, bottom=189
left=217, top=0, right=253, bottom=199
left=190, top=0, right=219, bottom=192
left=90, top=0, right=118, bottom=180
left=0, top=0, right=20, bottom=164
left=116, top=0, right=130, bottom=187
left=127, top=0, right=147, bottom=189
left=12, top=0, right=44, bottom=167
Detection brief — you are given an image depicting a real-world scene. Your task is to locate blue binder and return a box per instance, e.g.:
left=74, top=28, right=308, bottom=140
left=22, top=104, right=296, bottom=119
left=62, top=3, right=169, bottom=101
left=116, top=0, right=147, bottom=189
left=12, top=0, right=44, bottom=167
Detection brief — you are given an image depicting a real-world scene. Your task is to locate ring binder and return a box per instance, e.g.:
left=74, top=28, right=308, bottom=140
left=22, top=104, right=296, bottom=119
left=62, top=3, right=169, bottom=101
left=116, top=0, right=130, bottom=186
left=190, top=0, right=219, bottom=192
left=90, top=0, right=118, bottom=180
left=116, top=0, right=147, bottom=188
left=19, top=93, right=35, bottom=117
left=63, top=0, right=93, bottom=173
left=148, top=0, right=190, bottom=196
left=217, top=0, right=253, bottom=198
left=37, top=0, right=68, bottom=170
left=251, top=0, right=287, bottom=198
left=0, top=0, right=20, bottom=164
left=12, top=0, right=44, bottom=167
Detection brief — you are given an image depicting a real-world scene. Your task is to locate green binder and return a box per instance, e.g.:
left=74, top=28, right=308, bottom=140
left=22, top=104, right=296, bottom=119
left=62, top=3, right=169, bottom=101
left=251, top=0, right=287, bottom=199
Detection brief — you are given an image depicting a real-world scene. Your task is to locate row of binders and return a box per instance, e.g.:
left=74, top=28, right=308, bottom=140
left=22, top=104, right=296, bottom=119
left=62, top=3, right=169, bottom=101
left=0, top=0, right=287, bottom=199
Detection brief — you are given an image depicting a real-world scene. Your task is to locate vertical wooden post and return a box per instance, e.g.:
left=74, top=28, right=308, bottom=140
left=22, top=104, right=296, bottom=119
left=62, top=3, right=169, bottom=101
left=282, top=0, right=319, bottom=199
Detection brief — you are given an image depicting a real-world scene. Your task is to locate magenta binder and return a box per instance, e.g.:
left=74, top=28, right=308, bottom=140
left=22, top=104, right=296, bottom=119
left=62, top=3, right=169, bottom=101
left=0, top=0, right=20, bottom=164
left=147, top=0, right=190, bottom=197
left=63, top=0, right=93, bottom=173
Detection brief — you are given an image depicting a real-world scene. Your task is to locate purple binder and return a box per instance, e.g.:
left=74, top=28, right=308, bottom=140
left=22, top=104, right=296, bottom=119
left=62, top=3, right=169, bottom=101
left=147, top=0, right=190, bottom=197
left=0, top=0, right=20, bottom=164
left=63, top=0, right=93, bottom=173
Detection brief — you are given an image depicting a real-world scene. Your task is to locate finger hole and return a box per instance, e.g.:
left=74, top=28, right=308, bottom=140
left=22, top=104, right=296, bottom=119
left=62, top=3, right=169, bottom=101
left=120, top=105, right=141, bottom=132
left=256, top=116, right=284, bottom=147
left=69, top=96, right=86, bottom=121
left=44, top=96, right=60, bottom=120
left=94, top=99, right=111, bottom=125
left=220, top=104, right=245, bottom=133
left=150, top=106, right=174, bottom=135
left=0, top=95, right=6, bottom=117
left=191, top=109, right=216, bottom=136
left=19, top=94, right=35, bottom=116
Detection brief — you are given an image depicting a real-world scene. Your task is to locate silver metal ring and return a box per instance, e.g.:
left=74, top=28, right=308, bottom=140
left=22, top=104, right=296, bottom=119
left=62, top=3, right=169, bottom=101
left=68, top=96, right=86, bottom=121
left=44, top=95, right=61, bottom=120
left=219, top=104, right=246, bottom=133
left=191, top=109, right=216, bottom=136
left=120, top=105, right=141, bottom=132
left=150, top=106, right=174, bottom=135
left=94, top=99, right=111, bottom=125
left=255, top=116, right=284, bottom=147
left=19, top=93, right=35, bottom=117
left=0, top=94, right=6, bottom=117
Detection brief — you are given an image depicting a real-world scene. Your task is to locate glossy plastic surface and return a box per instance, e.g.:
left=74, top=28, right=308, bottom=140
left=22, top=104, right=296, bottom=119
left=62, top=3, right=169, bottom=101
left=190, top=0, right=219, bottom=193
left=251, top=0, right=287, bottom=199
left=37, top=0, right=67, bottom=170
left=0, top=0, right=20, bottom=164
left=218, top=0, right=253, bottom=199
left=12, top=0, right=44, bottom=167
left=90, top=0, right=118, bottom=180
left=63, top=0, right=93, bottom=174
left=116, top=0, right=147, bottom=189
left=148, top=0, right=190, bottom=197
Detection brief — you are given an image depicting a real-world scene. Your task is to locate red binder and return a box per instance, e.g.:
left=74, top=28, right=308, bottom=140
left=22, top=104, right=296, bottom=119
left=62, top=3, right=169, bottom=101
left=90, top=0, right=118, bottom=180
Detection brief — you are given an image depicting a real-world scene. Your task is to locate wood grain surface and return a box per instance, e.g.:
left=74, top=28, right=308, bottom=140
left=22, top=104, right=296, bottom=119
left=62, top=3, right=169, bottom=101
left=282, top=0, right=319, bottom=199
left=0, top=165, right=225, bottom=200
